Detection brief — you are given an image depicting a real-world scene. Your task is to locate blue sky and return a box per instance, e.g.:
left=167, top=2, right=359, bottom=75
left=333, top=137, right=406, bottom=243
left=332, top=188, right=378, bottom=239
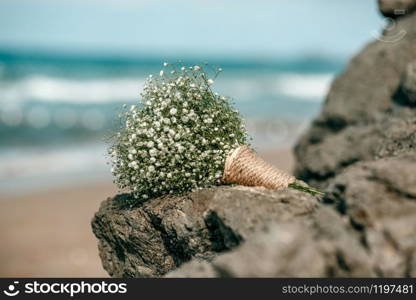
left=0, top=0, right=383, bottom=59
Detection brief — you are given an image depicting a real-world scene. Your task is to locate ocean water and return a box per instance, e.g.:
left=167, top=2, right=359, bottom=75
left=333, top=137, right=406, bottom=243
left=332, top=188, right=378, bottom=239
left=0, top=50, right=342, bottom=196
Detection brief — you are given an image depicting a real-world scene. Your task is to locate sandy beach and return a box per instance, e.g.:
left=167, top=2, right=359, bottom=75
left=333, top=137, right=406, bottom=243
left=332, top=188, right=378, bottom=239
left=0, top=148, right=294, bottom=277
left=0, top=181, right=116, bottom=277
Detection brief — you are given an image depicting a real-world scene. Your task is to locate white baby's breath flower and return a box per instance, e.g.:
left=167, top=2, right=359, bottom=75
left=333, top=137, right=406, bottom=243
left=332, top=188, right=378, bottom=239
left=109, top=63, right=248, bottom=205
left=149, top=148, right=157, bottom=156
left=147, top=141, right=154, bottom=148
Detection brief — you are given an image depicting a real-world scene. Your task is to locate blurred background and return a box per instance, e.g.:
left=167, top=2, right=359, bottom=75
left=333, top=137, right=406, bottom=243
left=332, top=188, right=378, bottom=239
left=0, top=0, right=383, bottom=276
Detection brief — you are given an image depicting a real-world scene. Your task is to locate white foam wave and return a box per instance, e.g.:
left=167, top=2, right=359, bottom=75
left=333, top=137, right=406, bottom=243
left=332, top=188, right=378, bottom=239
left=0, top=76, right=145, bottom=104
left=214, top=73, right=334, bottom=102
left=274, top=73, right=334, bottom=100
left=0, top=73, right=334, bottom=106
left=0, top=143, right=112, bottom=197
left=0, top=144, right=108, bottom=182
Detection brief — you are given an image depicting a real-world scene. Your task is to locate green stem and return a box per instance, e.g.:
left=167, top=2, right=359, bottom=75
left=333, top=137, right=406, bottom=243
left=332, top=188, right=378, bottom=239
left=288, top=183, right=325, bottom=196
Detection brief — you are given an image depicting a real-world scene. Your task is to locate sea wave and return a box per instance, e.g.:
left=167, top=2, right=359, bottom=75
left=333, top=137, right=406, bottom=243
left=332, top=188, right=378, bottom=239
left=0, top=143, right=111, bottom=196
left=0, top=73, right=334, bottom=105
left=274, top=73, right=334, bottom=100
left=0, top=76, right=145, bottom=104
left=0, top=144, right=107, bottom=180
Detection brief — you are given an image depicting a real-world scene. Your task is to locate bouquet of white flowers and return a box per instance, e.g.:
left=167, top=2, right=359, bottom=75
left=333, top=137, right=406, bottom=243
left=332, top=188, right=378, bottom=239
left=108, top=63, right=322, bottom=205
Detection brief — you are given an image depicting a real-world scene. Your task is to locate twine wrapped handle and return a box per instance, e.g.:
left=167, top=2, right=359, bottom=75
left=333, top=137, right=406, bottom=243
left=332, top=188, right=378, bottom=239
left=222, top=146, right=323, bottom=195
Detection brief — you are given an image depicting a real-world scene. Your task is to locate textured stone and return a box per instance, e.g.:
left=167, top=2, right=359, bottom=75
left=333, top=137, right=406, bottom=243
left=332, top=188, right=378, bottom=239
left=323, top=155, right=416, bottom=277
left=292, top=8, right=416, bottom=278
left=294, top=10, right=416, bottom=188
left=378, top=0, right=416, bottom=18
left=400, top=60, right=416, bottom=105
left=92, top=186, right=318, bottom=277
left=167, top=207, right=374, bottom=278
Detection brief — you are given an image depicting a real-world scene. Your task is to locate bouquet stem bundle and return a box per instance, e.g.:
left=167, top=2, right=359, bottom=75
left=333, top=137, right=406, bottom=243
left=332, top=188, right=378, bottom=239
left=223, top=146, right=324, bottom=196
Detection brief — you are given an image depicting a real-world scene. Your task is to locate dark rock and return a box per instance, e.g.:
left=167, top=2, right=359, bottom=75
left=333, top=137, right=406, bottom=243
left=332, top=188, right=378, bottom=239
left=292, top=9, right=416, bottom=278
left=167, top=207, right=374, bottom=277
left=167, top=157, right=416, bottom=277
left=367, top=215, right=416, bottom=276
left=169, top=155, right=416, bottom=277
left=378, top=0, right=416, bottom=19
left=91, top=186, right=319, bottom=277
left=295, top=118, right=416, bottom=188
left=325, top=155, right=416, bottom=227
left=398, top=60, right=416, bottom=105
left=294, top=12, right=416, bottom=187
left=324, top=155, right=416, bottom=276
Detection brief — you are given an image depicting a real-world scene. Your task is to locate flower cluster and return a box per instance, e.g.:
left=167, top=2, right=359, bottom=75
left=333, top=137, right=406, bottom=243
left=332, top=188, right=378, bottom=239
left=108, top=63, right=248, bottom=203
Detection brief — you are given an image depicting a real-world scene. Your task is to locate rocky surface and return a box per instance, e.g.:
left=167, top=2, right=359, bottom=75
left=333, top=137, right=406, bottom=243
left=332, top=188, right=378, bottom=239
left=167, top=207, right=374, bottom=277
left=168, top=154, right=416, bottom=277
left=92, top=186, right=318, bottom=277
left=378, top=0, right=416, bottom=18
left=92, top=2, right=416, bottom=278
left=401, top=61, right=416, bottom=105
left=324, top=155, right=416, bottom=277
left=290, top=2, right=416, bottom=278
left=294, top=7, right=416, bottom=187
